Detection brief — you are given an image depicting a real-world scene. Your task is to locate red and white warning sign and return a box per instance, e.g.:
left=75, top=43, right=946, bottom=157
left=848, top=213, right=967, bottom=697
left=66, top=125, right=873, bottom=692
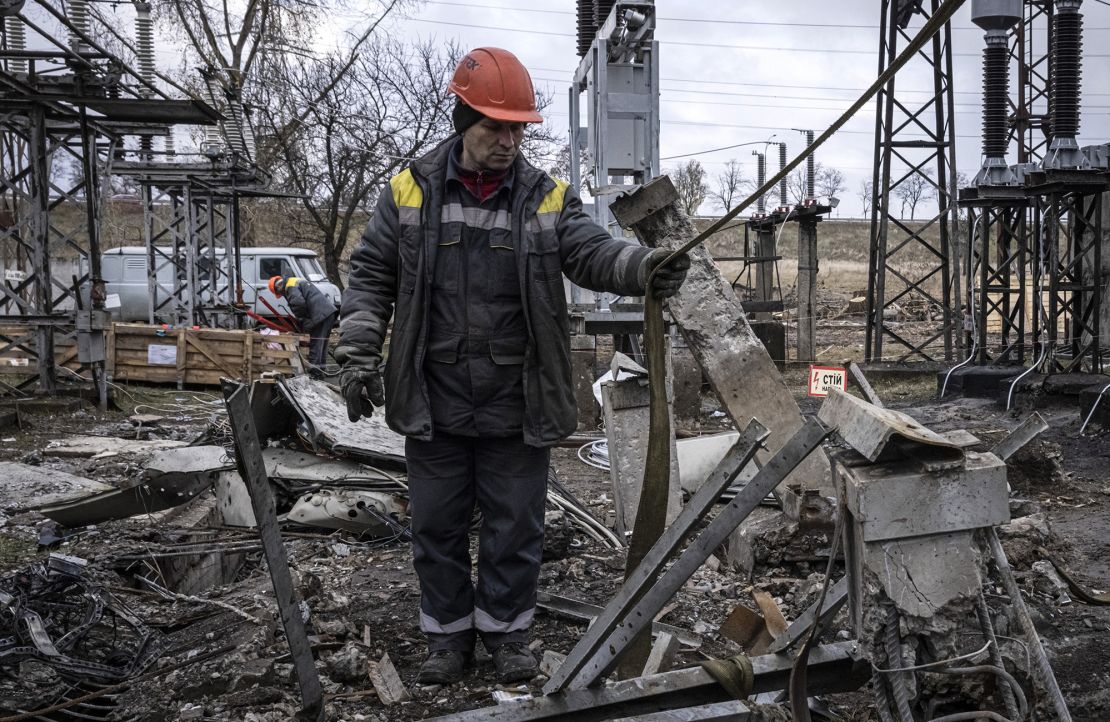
left=808, top=365, right=848, bottom=398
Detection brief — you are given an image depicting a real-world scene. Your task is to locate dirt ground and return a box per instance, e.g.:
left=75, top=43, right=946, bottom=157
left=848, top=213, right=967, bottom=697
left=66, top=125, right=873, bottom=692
left=1, top=352, right=1109, bottom=720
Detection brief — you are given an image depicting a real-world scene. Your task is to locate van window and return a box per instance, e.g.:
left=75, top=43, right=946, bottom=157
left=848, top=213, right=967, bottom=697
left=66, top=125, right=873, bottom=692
left=258, top=257, right=293, bottom=281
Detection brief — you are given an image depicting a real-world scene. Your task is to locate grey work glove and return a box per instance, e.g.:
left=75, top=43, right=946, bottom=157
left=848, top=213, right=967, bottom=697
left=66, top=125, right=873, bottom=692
left=638, top=248, right=691, bottom=299
left=335, top=347, right=385, bottom=423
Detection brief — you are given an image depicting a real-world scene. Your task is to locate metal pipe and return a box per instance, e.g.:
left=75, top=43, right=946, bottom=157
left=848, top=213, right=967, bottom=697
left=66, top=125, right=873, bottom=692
left=975, top=594, right=1022, bottom=720
left=986, top=529, right=1073, bottom=722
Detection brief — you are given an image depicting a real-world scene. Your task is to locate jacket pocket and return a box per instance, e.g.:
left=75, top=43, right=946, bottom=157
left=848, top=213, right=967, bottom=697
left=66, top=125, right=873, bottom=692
left=434, top=224, right=461, bottom=296
left=488, top=228, right=519, bottom=300
left=426, top=335, right=460, bottom=364
left=489, top=336, right=526, bottom=365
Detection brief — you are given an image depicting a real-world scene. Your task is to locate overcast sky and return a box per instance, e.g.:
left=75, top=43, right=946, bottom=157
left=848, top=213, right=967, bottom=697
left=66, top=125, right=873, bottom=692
left=366, top=0, right=1110, bottom=218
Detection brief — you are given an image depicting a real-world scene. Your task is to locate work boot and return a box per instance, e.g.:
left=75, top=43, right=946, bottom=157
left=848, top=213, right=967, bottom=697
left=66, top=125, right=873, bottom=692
left=491, top=642, right=539, bottom=684
left=415, top=649, right=471, bottom=685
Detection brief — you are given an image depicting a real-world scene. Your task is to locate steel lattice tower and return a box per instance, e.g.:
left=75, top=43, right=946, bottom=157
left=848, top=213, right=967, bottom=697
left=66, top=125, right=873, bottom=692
left=865, top=0, right=960, bottom=363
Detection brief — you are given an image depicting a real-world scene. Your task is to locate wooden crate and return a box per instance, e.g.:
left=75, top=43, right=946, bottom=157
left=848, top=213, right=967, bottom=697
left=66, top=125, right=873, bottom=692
left=108, top=323, right=306, bottom=386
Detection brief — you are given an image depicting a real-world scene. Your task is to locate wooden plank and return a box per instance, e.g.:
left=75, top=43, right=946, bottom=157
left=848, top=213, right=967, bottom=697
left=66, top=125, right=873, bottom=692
left=185, top=333, right=239, bottom=377
left=175, top=330, right=187, bottom=388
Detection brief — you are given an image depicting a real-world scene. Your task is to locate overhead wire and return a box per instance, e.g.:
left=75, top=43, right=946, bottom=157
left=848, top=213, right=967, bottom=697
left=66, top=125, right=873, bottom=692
left=402, top=16, right=1110, bottom=58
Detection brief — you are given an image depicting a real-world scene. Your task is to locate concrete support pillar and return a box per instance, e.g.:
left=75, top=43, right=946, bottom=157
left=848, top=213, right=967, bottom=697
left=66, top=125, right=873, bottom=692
left=797, top=217, right=819, bottom=363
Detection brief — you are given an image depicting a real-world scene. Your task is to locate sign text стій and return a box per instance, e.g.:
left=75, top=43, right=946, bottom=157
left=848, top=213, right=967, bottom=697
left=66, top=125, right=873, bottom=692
left=808, top=365, right=847, bottom=398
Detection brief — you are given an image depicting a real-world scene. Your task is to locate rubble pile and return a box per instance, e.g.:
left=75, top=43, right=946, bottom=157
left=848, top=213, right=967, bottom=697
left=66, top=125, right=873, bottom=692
left=0, top=373, right=1107, bottom=720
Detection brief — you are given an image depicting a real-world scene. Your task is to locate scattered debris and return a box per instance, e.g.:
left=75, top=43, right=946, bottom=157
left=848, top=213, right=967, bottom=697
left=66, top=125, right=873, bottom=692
left=367, top=653, right=412, bottom=706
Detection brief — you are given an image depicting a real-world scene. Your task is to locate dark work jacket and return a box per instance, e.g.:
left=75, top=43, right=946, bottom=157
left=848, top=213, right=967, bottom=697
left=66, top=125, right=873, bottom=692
left=338, top=136, right=653, bottom=447
left=284, top=278, right=337, bottom=330
left=424, top=144, right=527, bottom=437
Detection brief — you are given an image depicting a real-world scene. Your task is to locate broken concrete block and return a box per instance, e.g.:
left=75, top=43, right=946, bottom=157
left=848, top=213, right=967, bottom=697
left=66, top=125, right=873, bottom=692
left=641, top=632, right=680, bottom=676
left=367, top=653, right=410, bottom=705
left=215, top=470, right=256, bottom=527
left=0, top=462, right=112, bottom=512
left=540, top=650, right=566, bottom=678
left=37, top=445, right=232, bottom=527
left=277, top=376, right=406, bottom=467
left=600, top=352, right=681, bottom=537
left=44, top=435, right=188, bottom=459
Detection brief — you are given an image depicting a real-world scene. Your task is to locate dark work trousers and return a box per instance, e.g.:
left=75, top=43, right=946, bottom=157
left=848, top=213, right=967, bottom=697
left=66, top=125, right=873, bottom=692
left=406, top=434, right=550, bottom=652
left=306, top=312, right=337, bottom=369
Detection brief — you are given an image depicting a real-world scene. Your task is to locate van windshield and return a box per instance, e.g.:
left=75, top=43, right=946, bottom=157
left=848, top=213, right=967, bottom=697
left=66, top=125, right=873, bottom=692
left=296, top=256, right=327, bottom=283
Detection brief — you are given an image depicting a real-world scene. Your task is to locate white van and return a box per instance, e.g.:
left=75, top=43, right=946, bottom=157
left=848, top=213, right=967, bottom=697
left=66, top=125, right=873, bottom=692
left=101, top=246, right=343, bottom=322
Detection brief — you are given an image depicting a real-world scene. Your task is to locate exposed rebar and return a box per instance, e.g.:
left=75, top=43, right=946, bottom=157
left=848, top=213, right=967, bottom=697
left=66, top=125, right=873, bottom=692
left=883, top=606, right=916, bottom=722
left=976, top=592, right=1021, bottom=719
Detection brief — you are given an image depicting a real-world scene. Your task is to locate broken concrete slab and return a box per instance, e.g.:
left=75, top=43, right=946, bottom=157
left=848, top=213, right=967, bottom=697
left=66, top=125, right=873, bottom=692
left=601, top=352, right=681, bottom=537
left=276, top=376, right=405, bottom=468
left=36, top=446, right=232, bottom=527
left=675, top=431, right=757, bottom=495
left=263, top=448, right=399, bottom=487
left=44, top=436, right=188, bottom=459
left=818, top=389, right=962, bottom=464
left=367, top=653, right=410, bottom=705
left=215, top=470, right=256, bottom=527
left=0, top=462, right=112, bottom=512
left=609, top=176, right=829, bottom=494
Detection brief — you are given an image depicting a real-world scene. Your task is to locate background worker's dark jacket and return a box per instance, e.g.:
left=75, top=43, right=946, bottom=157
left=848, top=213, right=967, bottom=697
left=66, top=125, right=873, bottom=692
left=284, top=278, right=337, bottom=330
left=339, top=137, right=653, bottom=447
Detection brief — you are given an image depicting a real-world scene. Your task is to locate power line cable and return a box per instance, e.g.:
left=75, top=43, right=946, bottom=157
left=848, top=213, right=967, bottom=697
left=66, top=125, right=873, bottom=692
left=419, top=0, right=1110, bottom=30
left=402, top=17, right=1110, bottom=57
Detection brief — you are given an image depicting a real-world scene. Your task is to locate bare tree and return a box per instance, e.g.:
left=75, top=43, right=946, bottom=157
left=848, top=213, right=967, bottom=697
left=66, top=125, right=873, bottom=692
left=709, top=159, right=746, bottom=212
left=547, top=142, right=594, bottom=187
left=858, top=180, right=874, bottom=219
left=816, top=167, right=846, bottom=202
left=786, top=162, right=821, bottom=205
left=670, top=160, right=708, bottom=217
left=255, top=38, right=458, bottom=286
left=894, top=169, right=932, bottom=219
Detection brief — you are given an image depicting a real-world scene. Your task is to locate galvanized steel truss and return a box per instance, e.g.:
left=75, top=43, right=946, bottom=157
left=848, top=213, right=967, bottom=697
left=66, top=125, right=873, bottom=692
left=866, top=0, right=960, bottom=363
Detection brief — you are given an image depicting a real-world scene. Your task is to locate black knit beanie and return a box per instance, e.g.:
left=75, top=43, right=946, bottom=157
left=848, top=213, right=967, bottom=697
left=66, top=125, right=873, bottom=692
left=452, top=99, right=485, bottom=135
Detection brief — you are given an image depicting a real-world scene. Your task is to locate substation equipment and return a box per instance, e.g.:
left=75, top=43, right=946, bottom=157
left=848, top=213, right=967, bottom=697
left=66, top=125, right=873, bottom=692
left=865, top=0, right=1109, bottom=378
left=566, top=0, right=836, bottom=382
left=957, top=0, right=1108, bottom=387
left=0, top=0, right=273, bottom=404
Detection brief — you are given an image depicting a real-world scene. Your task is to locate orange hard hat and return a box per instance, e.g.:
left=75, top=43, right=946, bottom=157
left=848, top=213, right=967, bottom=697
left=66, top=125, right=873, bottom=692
left=268, top=275, right=284, bottom=295
left=448, top=47, right=543, bottom=124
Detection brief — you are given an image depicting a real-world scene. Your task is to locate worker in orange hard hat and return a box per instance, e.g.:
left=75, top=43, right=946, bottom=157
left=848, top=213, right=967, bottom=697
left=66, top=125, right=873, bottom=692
left=336, top=48, right=690, bottom=686
left=269, top=275, right=338, bottom=371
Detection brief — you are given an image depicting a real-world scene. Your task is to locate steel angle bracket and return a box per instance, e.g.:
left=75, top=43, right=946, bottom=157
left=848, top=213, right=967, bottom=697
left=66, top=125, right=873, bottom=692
left=546, top=418, right=833, bottom=693
left=222, top=379, right=324, bottom=721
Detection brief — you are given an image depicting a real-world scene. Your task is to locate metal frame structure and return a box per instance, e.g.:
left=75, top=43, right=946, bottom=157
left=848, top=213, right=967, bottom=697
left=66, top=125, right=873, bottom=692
left=959, top=0, right=1106, bottom=376
left=569, top=0, right=659, bottom=311
left=866, top=0, right=960, bottom=363
left=1, top=0, right=274, bottom=402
